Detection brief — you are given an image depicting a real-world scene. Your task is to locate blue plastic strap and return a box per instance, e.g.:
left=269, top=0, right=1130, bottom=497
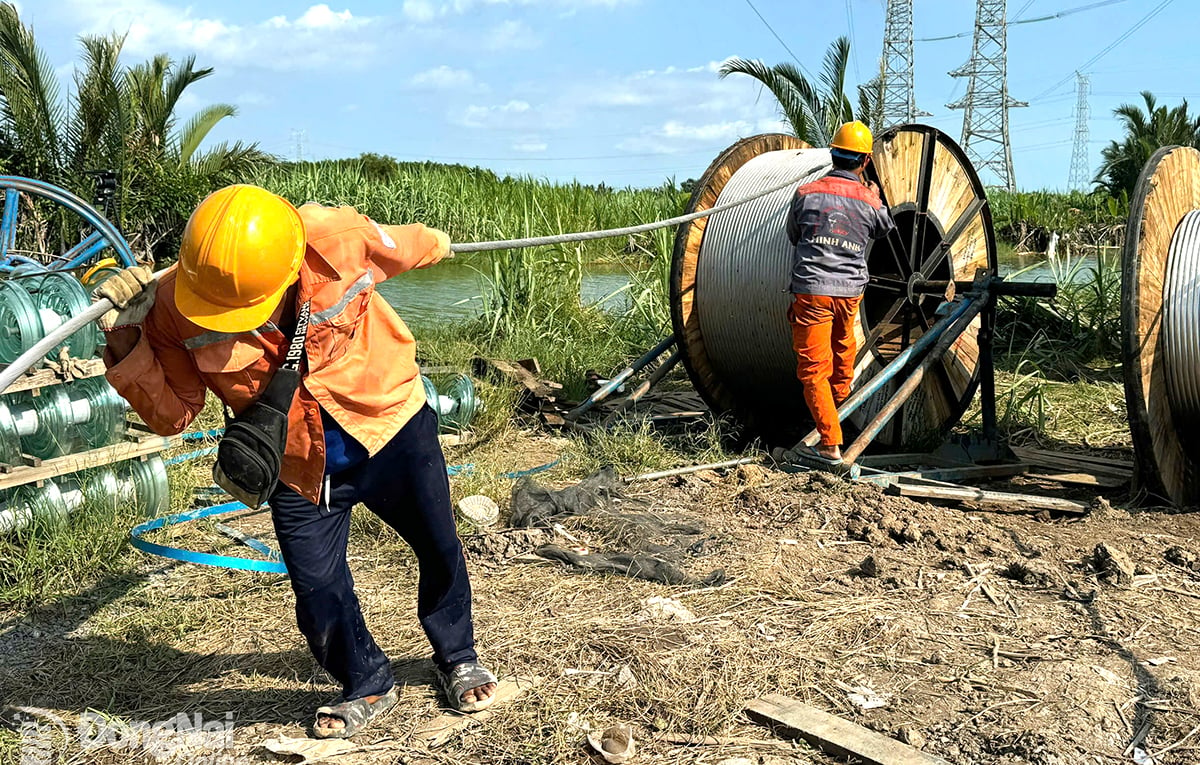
left=129, top=501, right=289, bottom=574
left=182, top=429, right=225, bottom=441
left=164, top=446, right=218, bottom=466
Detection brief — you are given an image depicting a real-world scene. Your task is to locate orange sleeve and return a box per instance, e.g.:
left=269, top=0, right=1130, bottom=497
left=104, top=307, right=208, bottom=436
left=363, top=217, right=450, bottom=281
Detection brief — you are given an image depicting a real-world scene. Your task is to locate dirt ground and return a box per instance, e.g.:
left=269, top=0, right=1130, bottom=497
left=2, top=451, right=1200, bottom=765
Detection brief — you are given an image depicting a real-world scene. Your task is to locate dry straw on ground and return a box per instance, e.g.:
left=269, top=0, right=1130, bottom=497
left=3, top=430, right=1200, bottom=765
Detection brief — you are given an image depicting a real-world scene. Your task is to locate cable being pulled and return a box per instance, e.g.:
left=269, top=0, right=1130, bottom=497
left=0, top=163, right=814, bottom=391
left=449, top=167, right=812, bottom=253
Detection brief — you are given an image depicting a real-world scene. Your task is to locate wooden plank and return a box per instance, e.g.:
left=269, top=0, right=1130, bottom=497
left=0, top=358, right=107, bottom=394
left=885, top=482, right=1089, bottom=514
left=410, top=676, right=538, bottom=748
left=746, top=693, right=952, bottom=765
left=471, top=357, right=560, bottom=403
left=856, top=453, right=968, bottom=469
left=0, top=432, right=178, bottom=491
left=1010, top=447, right=1133, bottom=479
left=1027, top=471, right=1127, bottom=489
left=865, top=463, right=1030, bottom=485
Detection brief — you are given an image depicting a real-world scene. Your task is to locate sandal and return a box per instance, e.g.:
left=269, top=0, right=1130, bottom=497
left=437, top=662, right=499, bottom=713
left=311, top=687, right=399, bottom=739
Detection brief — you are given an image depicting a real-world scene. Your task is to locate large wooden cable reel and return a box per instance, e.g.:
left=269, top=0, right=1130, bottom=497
left=1123, top=145, right=1200, bottom=507
left=670, top=125, right=997, bottom=448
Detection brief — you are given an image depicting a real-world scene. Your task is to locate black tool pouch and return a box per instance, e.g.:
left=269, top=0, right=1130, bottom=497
left=213, top=300, right=311, bottom=509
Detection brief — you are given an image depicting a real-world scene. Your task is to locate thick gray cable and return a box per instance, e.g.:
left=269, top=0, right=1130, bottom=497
left=449, top=164, right=816, bottom=253
left=0, top=161, right=815, bottom=389
left=0, top=267, right=172, bottom=392
left=1162, top=209, right=1200, bottom=441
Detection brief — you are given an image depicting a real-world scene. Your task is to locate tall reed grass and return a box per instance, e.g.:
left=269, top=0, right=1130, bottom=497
left=253, top=158, right=685, bottom=264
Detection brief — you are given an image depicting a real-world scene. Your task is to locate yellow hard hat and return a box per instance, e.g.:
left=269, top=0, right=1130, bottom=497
left=830, top=121, right=873, bottom=155
left=174, top=185, right=306, bottom=333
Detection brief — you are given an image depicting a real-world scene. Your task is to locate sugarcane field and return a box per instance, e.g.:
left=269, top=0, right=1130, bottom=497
left=2, top=2, right=1200, bottom=764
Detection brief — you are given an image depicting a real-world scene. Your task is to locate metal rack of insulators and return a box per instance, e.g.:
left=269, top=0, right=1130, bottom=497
left=0, top=174, right=174, bottom=535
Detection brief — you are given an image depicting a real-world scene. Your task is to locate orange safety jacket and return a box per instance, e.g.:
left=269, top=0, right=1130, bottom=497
left=106, top=204, right=448, bottom=504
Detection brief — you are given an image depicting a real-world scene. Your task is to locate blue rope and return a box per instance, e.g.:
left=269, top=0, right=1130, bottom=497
left=164, top=447, right=218, bottom=466
left=182, top=429, right=225, bottom=441
left=135, top=458, right=562, bottom=574
left=129, top=501, right=288, bottom=575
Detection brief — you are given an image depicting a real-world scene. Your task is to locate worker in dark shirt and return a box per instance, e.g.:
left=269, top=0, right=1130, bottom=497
left=786, top=121, right=896, bottom=463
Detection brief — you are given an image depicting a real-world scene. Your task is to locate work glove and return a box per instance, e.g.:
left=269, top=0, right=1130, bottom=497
left=432, top=228, right=452, bottom=260
left=93, top=266, right=156, bottom=332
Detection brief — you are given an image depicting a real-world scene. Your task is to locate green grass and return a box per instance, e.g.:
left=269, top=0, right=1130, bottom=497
left=987, top=188, right=1127, bottom=254
left=254, top=157, right=686, bottom=267
left=995, top=248, right=1122, bottom=376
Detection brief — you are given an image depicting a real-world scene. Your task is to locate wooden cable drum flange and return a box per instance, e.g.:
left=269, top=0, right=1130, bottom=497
left=1122, top=145, right=1200, bottom=507
left=670, top=124, right=997, bottom=448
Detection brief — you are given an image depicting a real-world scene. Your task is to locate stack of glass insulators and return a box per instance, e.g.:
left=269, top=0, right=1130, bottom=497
left=0, top=455, right=169, bottom=534
left=0, top=376, right=128, bottom=462
left=0, top=272, right=100, bottom=364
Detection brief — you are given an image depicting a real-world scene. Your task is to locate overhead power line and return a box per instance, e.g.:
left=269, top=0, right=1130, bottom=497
left=740, top=0, right=817, bottom=80
left=1030, top=0, right=1175, bottom=101
left=917, top=0, right=1127, bottom=41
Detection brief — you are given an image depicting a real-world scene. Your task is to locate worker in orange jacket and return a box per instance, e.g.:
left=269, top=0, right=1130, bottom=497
left=96, top=185, right=496, bottom=738
left=786, top=122, right=896, bottom=462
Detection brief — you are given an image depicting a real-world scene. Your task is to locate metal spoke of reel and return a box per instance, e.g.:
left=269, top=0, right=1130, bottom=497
left=0, top=176, right=135, bottom=273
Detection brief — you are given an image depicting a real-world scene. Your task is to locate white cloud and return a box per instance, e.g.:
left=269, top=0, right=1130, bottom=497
left=408, top=66, right=477, bottom=90
left=57, top=1, right=377, bottom=72
left=456, top=99, right=532, bottom=128
left=402, top=0, right=637, bottom=21
left=485, top=19, right=539, bottom=51
left=512, top=138, right=547, bottom=152
left=401, top=0, right=438, bottom=22
left=235, top=92, right=270, bottom=107
left=295, top=4, right=356, bottom=28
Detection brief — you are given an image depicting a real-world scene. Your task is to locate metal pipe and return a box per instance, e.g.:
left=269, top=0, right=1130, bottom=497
left=628, top=457, right=757, bottom=483
left=799, top=295, right=979, bottom=448
left=565, top=335, right=676, bottom=420
left=979, top=291, right=999, bottom=442
left=601, top=349, right=683, bottom=425
left=841, top=297, right=988, bottom=464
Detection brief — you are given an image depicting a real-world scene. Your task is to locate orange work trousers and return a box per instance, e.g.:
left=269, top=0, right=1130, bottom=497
left=787, top=293, right=862, bottom=447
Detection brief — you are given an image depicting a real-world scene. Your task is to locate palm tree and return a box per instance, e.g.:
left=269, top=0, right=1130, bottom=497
left=0, top=2, right=265, bottom=260
left=1095, top=91, right=1200, bottom=198
left=719, top=37, right=878, bottom=146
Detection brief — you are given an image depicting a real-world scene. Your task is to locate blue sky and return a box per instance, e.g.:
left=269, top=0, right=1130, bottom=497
left=17, top=0, right=1198, bottom=190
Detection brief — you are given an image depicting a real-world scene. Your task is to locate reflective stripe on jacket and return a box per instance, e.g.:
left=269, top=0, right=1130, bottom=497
left=106, top=204, right=448, bottom=504
left=786, top=169, right=896, bottom=298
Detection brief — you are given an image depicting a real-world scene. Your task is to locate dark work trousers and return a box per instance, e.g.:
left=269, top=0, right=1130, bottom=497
left=269, top=405, right=477, bottom=701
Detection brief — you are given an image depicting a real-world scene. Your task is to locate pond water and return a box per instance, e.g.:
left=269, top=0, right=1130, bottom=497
left=376, top=262, right=640, bottom=325
left=378, top=246, right=1112, bottom=326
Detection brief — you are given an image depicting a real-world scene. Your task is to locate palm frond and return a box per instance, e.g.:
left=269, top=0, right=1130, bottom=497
left=0, top=2, right=67, bottom=179
left=177, top=103, right=236, bottom=165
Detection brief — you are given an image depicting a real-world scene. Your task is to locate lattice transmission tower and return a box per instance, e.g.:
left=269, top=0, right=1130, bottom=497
left=1068, top=72, right=1092, bottom=190
left=881, top=0, right=928, bottom=127
left=948, top=0, right=1027, bottom=191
